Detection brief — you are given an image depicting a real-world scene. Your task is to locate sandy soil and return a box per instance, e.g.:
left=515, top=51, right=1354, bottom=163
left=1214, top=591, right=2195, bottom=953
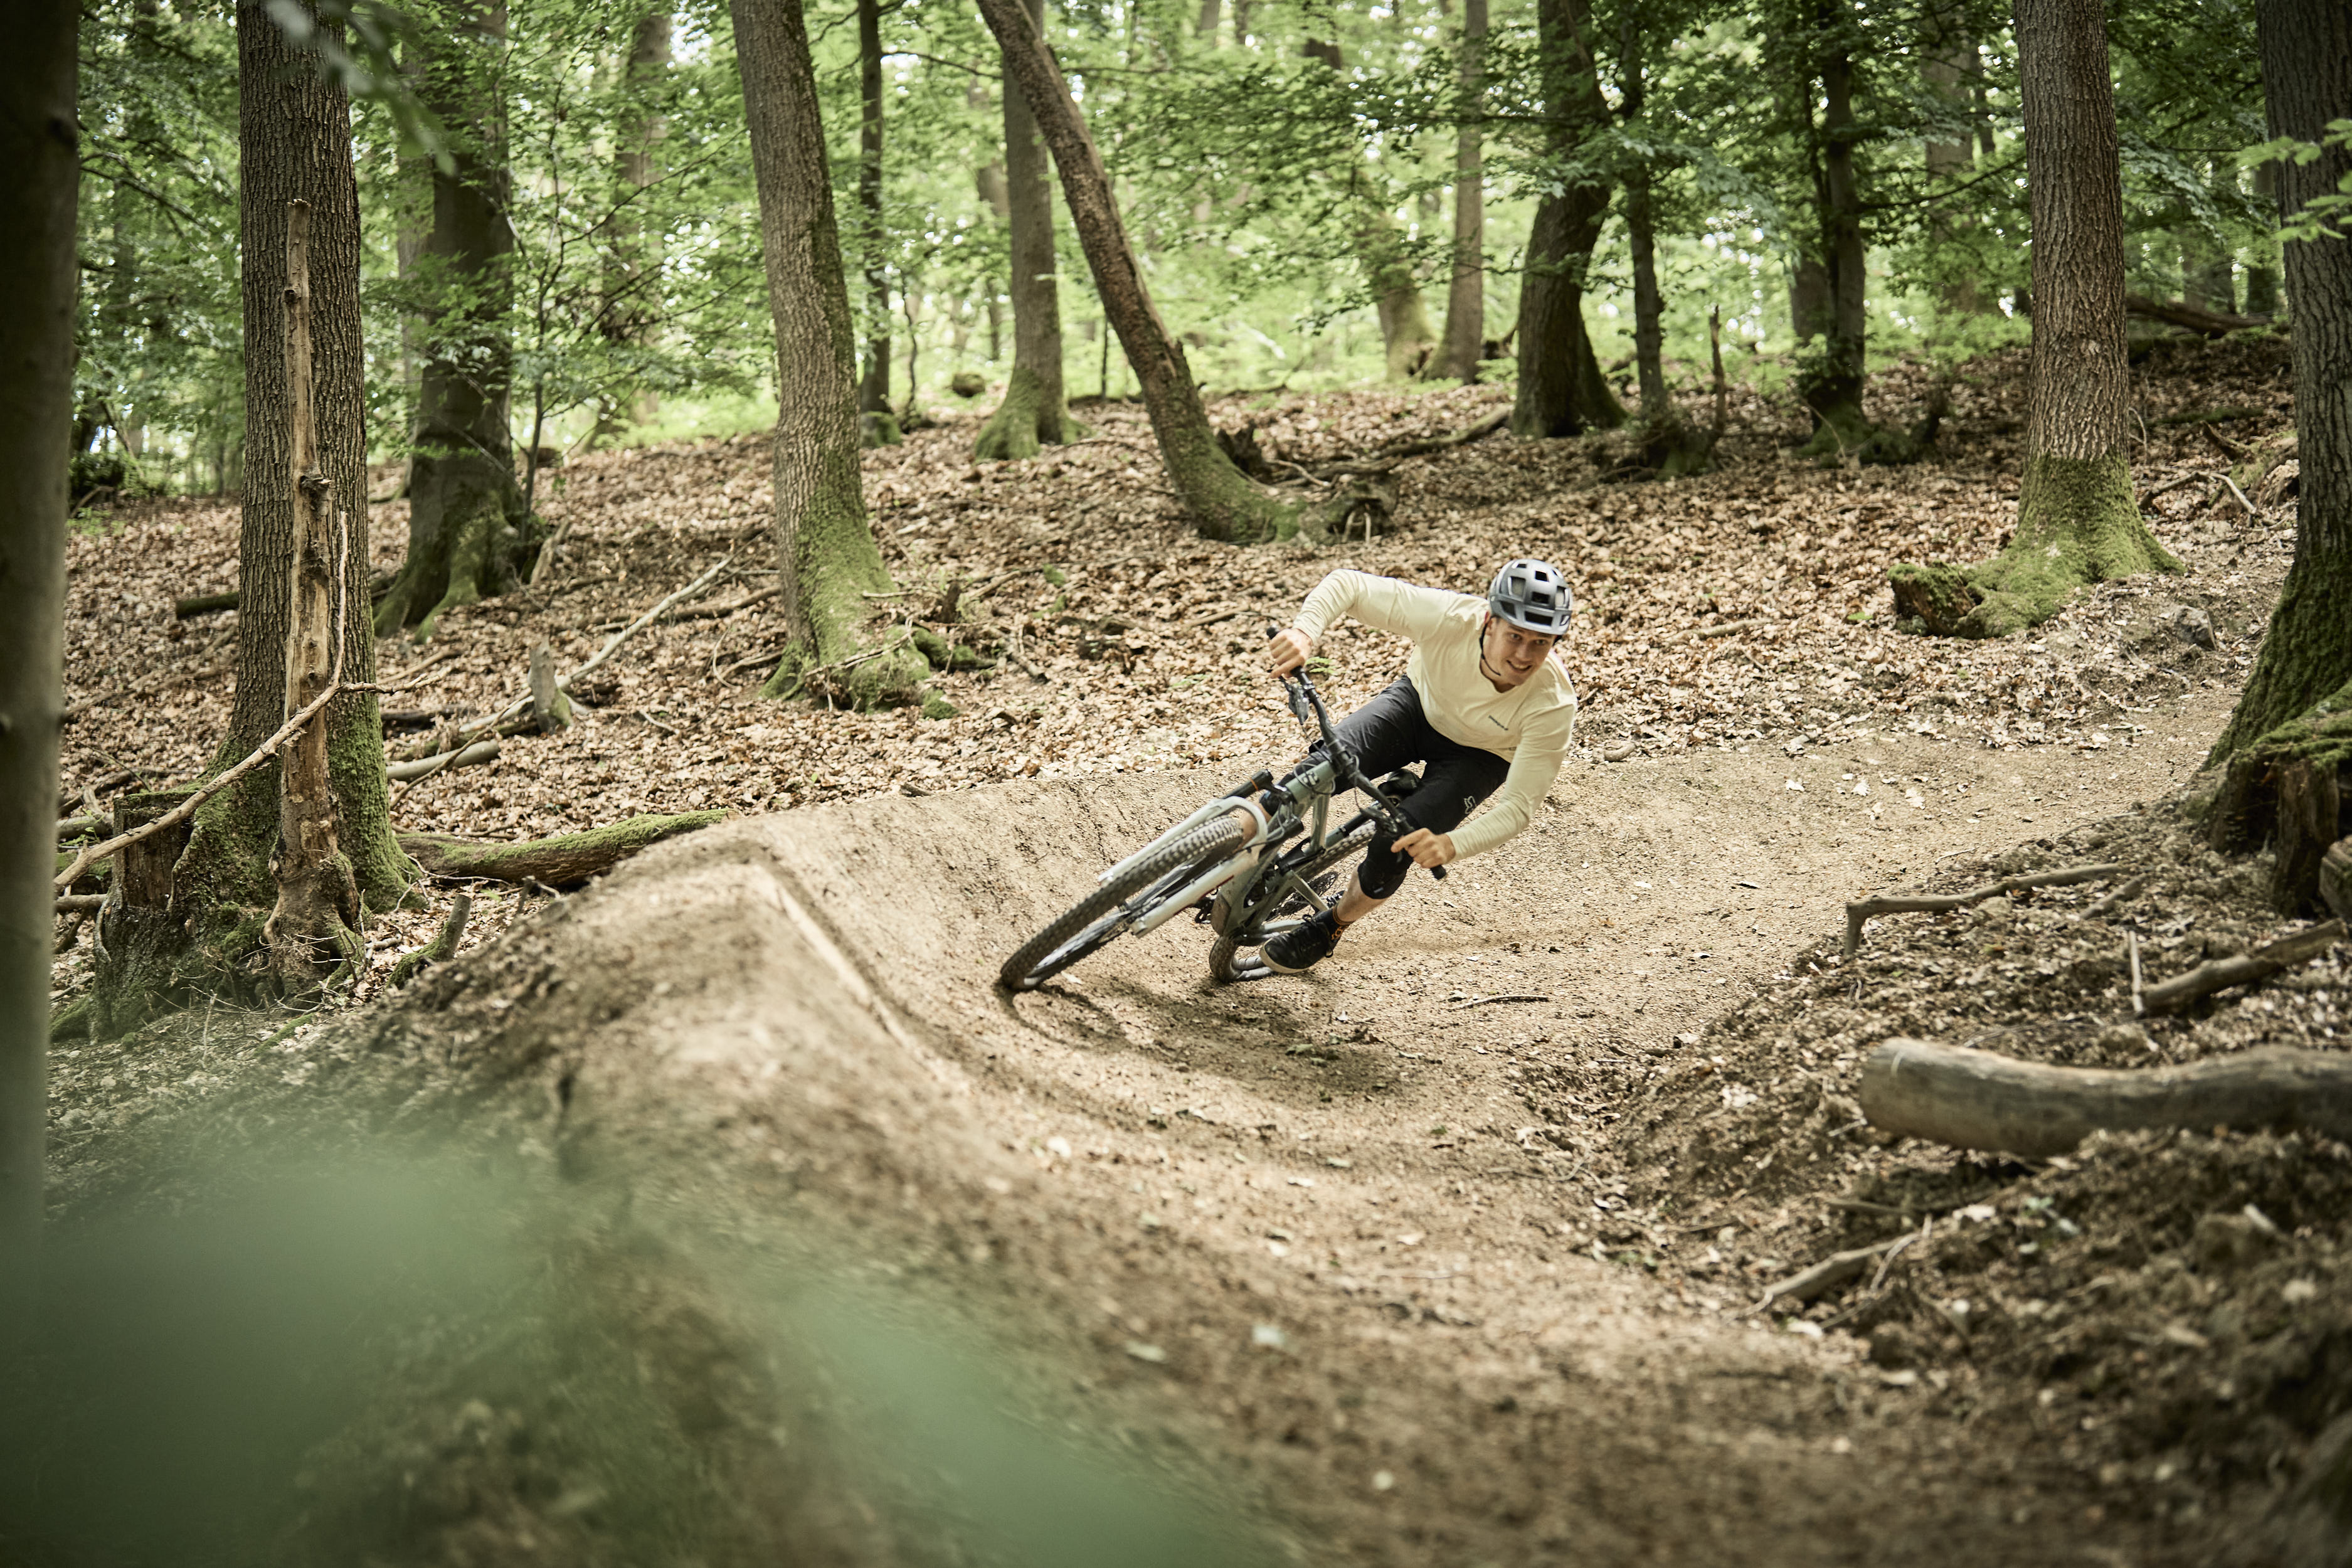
left=236, top=679, right=2245, bottom=1567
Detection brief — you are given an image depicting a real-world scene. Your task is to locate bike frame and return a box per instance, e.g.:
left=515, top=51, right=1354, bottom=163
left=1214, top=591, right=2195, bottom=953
left=1113, top=652, right=1440, bottom=947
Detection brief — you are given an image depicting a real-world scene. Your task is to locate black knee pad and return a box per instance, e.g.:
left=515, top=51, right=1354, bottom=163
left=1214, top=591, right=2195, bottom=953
left=1357, top=844, right=1411, bottom=901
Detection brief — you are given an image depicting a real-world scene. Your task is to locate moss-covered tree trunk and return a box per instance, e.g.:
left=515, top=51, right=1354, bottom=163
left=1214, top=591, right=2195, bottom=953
left=731, top=0, right=928, bottom=704
left=1424, top=0, right=1486, bottom=383
left=1510, top=0, right=1623, bottom=440
left=162, top=3, right=404, bottom=1024
left=976, top=0, right=1298, bottom=542
left=2205, top=0, right=2352, bottom=776
left=0, top=0, right=75, bottom=1301
left=973, top=0, right=1079, bottom=462
left=374, top=1, right=524, bottom=640
left=1888, top=0, right=2180, bottom=638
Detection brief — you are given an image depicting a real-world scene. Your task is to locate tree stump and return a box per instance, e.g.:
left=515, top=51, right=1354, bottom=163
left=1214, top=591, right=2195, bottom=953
left=90, top=789, right=195, bottom=1040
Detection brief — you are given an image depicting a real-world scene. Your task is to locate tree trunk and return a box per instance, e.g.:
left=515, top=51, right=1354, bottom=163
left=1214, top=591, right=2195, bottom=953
left=1616, top=16, right=1665, bottom=421
left=2245, top=160, right=2280, bottom=316
left=0, top=0, right=75, bottom=1310
left=1789, top=254, right=1831, bottom=341
left=1195, top=0, right=1219, bottom=40
left=1424, top=0, right=1486, bottom=383
left=974, top=0, right=1079, bottom=461
left=265, top=200, right=362, bottom=992
left=374, top=2, right=522, bottom=639
left=169, top=3, right=402, bottom=979
left=600, top=9, right=672, bottom=434
left=855, top=0, right=893, bottom=428
left=1922, top=20, right=1982, bottom=313
left=975, top=0, right=1297, bottom=541
left=729, top=0, right=929, bottom=704
left=1307, top=38, right=1438, bottom=379
left=2206, top=0, right=2352, bottom=763
left=1890, top=0, right=2181, bottom=637
left=1510, top=0, right=1621, bottom=438
left=1800, top=17, right=1871, bottom=452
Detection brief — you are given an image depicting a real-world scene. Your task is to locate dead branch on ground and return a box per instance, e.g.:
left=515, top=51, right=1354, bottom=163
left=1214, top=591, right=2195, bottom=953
left=1843, top=863, right=2129, bottom=960
left=2137, top=919, right=2344, bottom=1014
left=387, top=892, right=472, bottom=987
left=388, top=739, right=501, bottom=784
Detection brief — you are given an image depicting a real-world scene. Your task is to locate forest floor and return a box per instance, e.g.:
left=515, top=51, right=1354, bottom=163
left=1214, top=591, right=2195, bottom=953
left=32, top=327, right=2349, bottom=1567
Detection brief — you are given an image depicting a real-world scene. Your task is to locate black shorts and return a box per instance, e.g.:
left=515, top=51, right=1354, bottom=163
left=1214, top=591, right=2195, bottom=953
left=1323, top=678, right=1508, bottom=899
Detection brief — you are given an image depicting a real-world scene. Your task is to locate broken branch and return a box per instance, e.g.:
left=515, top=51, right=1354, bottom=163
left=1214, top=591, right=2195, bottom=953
left=387, top=739, right=501, bottom=784
left=398, top=810, right=725, bottom=887
left=53, top=675, right=358, bottom=891
left=2137, top=919, right=2344, bottom=1015
left=1843, top=863, right=2129, bottom=960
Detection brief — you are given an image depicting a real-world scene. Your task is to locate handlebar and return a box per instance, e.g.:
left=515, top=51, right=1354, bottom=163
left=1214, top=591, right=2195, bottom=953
left=1266, top=627, right=1446, bottom=882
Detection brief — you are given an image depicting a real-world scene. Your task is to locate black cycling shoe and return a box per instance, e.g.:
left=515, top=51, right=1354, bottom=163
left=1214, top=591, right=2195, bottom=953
left=1261, top=909, right=1342, bottom=974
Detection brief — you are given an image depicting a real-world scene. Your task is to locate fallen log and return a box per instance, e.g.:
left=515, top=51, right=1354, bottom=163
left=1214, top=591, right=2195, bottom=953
left=2138, top=919, right=2344, bottom=1014
left=1844, top=863, right=2128, bottom=959
left=398, top=809, right=726, bottom=887
left=1860, top=1037, right=2352, bottom=1157
left=386, top=739, right=500, bottom=783
left=2124, top=293, right=2273, bottom=337
left=54, top=894, right=105, bottom=914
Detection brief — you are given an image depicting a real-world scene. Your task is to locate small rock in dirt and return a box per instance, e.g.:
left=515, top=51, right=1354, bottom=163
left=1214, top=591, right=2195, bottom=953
left=1123, top=1340, right=1167, bottom=1364
left=1602, top=740, right=1635, bottom=762
left=1251, top=1323, right=1290, bottom=1349
left=2095, top=1022, right=2152, bottom=1052
left=2168, top=605, right=2218, bottom=650
left=2284, top=1278, right=2319, bottom=1305
left=1868, top=1323, right=1921, bottom=1368
left=2192, top=1211, right=2278, bottom=1272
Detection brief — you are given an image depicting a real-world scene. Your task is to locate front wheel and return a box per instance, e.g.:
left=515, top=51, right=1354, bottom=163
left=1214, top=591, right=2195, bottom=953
left=1000, top=814, right=1253, bottom=991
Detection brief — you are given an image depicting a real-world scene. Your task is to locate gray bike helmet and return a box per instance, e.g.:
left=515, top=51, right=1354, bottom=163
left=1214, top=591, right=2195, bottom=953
left=1487, top=558, right=1573, bottom=635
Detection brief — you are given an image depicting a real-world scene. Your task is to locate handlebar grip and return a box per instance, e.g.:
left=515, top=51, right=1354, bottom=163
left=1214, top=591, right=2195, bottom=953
left=1431, top=864, right=1448, bottom=881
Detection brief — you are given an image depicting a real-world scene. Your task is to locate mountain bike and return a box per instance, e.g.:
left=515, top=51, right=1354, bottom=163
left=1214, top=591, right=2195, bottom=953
left=999, top=635, right=1443, bottom=990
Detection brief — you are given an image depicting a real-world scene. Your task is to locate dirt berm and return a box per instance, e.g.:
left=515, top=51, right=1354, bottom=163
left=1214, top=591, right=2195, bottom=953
left=362, top=703, right=2240, bottom=1566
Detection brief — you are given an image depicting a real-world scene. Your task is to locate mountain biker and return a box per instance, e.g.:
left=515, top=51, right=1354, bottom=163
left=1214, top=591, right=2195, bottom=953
left=1255, top=560, right=1577, bottom=974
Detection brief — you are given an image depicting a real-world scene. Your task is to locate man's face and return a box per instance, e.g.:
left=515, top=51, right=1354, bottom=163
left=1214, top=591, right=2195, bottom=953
left=1481, top=615, right=1559, bottom=686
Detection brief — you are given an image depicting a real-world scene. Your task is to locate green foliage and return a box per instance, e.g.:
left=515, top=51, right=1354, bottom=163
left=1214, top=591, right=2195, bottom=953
left=70, top=0, right=2282, bottom=479
left=2240, top=119, right=2352, bottom=243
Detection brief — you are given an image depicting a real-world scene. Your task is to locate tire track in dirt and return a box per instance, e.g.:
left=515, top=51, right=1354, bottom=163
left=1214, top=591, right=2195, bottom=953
left=472, top=686, right=2235, bottom=1564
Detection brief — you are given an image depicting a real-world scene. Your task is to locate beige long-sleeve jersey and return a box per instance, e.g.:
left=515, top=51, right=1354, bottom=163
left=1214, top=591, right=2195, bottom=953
left=1291, top=569, right=1576, bottom=861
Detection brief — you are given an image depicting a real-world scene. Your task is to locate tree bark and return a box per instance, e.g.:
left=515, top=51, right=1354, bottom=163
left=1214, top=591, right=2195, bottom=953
left=855, top=0, right=892, bottom=424
left=1921, top=15, right=1982, bottom=313
left=2207, top=0, right=2352, bottom=761
left=1799, top=13, right=1871, bottom=450
left=1510, top=0, right=1621, bottom=438
left=1425, top=0, right=1487, bottom=383
left=0, top=0, right=75, bottom=1313
left=600, top=9, right=672, bottom=433
left=975, top=0, right=1297, bottom=541
left=730, top=0, right=929, bottom=702
left=975, top=0, right=1079, bottom=461
left=1307, top=38, right=1438, bottom=379
left=400, top=810, right=724, bottom=886
left=171, top=3, right=401, bottom=962
left=1888, top=0, right=2181, bottom=636
left=1861, top=1038, right=2352, bottom=1158
left=374, top=1, right=522, bottom=639
left=265, top=201, right=362, bottom=992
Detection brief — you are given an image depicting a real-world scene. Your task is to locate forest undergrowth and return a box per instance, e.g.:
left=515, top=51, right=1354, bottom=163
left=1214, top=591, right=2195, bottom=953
left=40, top=328, right=2352, bottom=1562
left=52, top=331, right=2294, bottom=1017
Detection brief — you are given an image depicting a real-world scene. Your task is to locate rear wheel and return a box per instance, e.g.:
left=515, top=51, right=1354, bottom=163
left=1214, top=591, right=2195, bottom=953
left=1000, top=815, right=1253, bottom=991
left=1207, top=823, right=1374, bottom=983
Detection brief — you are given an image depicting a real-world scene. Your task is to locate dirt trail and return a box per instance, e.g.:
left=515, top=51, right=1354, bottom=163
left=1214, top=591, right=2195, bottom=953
left=405, top=682, right=2237, bottom=1565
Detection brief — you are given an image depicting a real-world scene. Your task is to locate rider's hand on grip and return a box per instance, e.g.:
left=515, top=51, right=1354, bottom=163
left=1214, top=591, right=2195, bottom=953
left=1264, top=625, right=1313, bottom=677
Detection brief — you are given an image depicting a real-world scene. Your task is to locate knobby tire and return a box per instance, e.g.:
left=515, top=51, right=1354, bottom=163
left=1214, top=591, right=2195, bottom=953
left=1000, top=815, right=1253, bottom=991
